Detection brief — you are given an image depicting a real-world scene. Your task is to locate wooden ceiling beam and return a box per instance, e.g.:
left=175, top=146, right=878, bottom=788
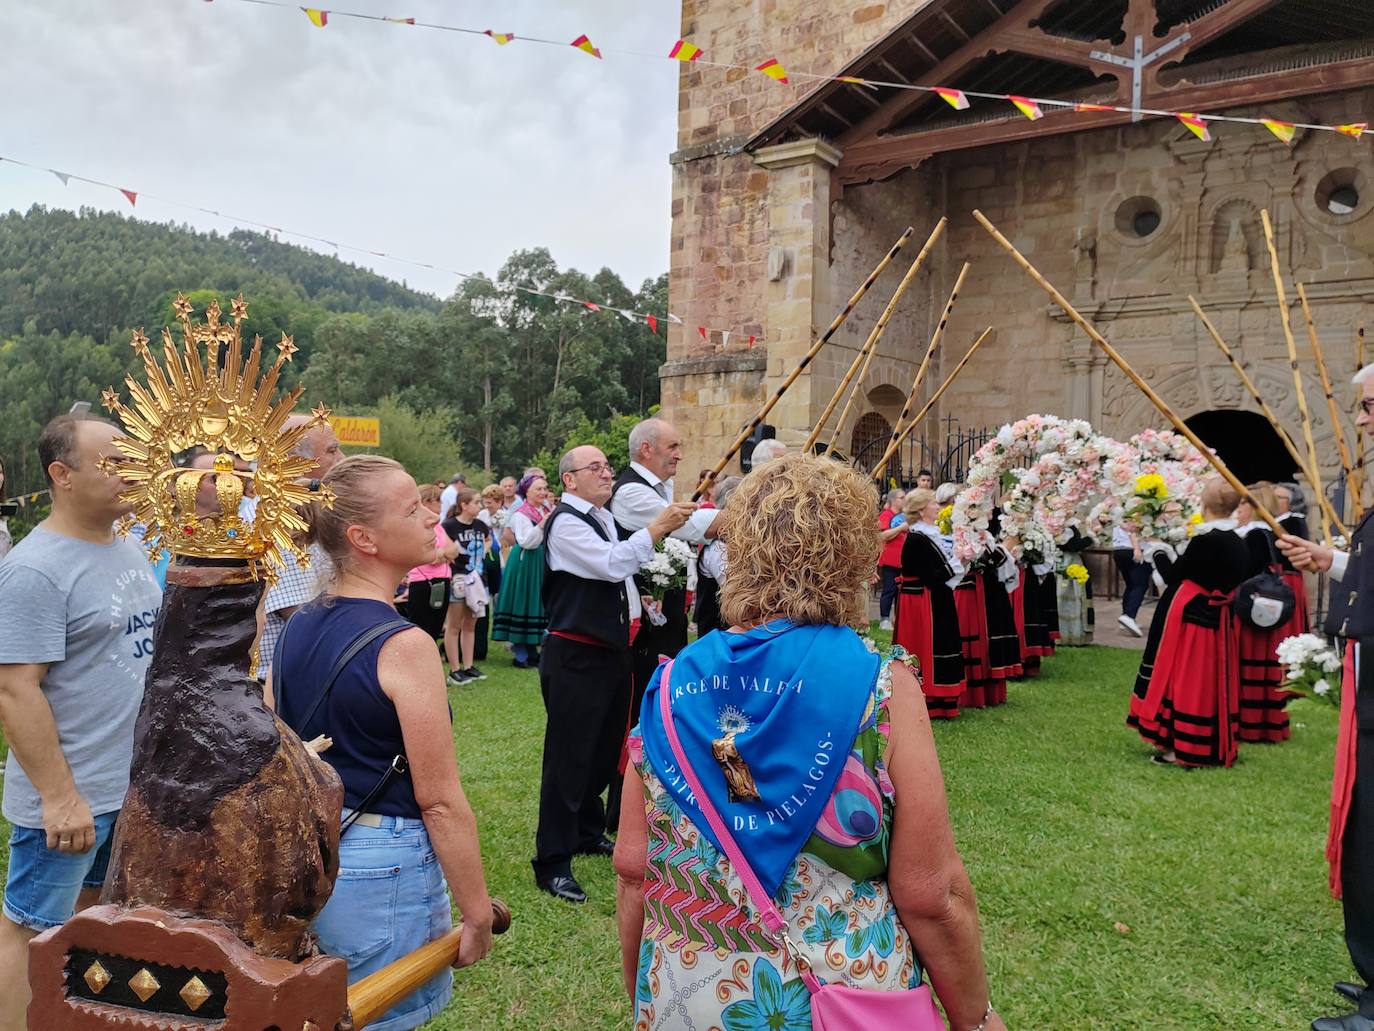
left=1166, top=0, right=1287, bottom=60
left=997, top=25, right=1121, bottom=71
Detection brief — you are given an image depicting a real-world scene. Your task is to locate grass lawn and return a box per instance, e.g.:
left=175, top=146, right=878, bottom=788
left=0, top=634, right=1352, bottom=1029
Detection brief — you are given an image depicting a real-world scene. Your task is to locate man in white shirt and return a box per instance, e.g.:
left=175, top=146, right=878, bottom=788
left=438, top=472, right=466, bottom=522
left=533, top=446, right=692, bottom=904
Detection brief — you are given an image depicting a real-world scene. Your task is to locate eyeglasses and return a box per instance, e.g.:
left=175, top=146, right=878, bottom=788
left=567, top=461, right=615, bottom=476
left=1359, top=398, right=1374, bottom=416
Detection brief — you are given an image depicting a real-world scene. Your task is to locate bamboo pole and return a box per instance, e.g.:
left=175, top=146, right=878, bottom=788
left=1260, top=209, right=1332, bottom=542
left=868, top=261, right=972, bottom=482
left=1353, top=323, right=1366, bottom=514
left=1298, top=282, right=1356, bottom=524
left=871, top=328, right=995, bottom=477
left=973, top=209, right=1283, bottom=534
left=350, top=900, right=512, bottom=1028
left=692, top=226, right=915, bottom=500
left=825, top=316, right=884, bottom=458
left=1188, top=296, right=1349, bottom=539
left=803, top=219, right=947, bottom=453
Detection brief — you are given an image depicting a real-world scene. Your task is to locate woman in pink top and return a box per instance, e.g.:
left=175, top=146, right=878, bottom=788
left=405, top=483, right=461, bottom=640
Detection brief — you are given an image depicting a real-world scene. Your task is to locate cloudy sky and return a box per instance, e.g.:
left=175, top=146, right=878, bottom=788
left=0, top=0, right=682, bottom=297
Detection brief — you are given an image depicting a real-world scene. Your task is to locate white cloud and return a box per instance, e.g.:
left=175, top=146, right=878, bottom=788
left=0, top=0, right=681, bottom=297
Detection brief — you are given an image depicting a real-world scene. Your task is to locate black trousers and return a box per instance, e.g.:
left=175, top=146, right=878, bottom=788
left=879, top=565, right=900, bottom=619
left=1344, top=652, right=1374, bottom=1007
left=532, top=634, right=632, bottom=881
left=403, top=578, right=449, bottom=641
left=1113, top=548, right=1151, bottom=620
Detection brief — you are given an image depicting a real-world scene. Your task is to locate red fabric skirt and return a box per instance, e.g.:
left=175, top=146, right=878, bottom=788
left=1128, top=582, right=1240, bottom=767
left=1327, top=645, right=1358, bottom=897
left=893, top=586, right=963, bottom=719
left=954, top=576, right=1007, bottom=707
left=1278, top=570, right=1310, bottom=639
left=1237, top=620, right=1290, bottom=743
left=1011, top=581, right=1041, bottom=678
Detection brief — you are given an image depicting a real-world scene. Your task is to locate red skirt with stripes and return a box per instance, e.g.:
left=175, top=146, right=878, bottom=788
left=893, top=583, right=965, bottom=719
left=954, top=575, right=1007, bottom=708
left=1237, top=620, right=1290, bottom=743
left=1011, top=580, right=1040, bottom=678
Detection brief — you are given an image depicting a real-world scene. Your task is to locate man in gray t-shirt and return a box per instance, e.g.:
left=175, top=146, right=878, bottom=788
left=0, top=414, right=162, bottom=1027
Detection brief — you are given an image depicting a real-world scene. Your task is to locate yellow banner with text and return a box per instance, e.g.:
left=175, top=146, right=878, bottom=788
left=330, top=416, right=381, bottom=448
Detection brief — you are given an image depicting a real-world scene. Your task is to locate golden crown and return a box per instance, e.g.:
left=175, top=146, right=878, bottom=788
left=100, top=294, right=334, bottom=583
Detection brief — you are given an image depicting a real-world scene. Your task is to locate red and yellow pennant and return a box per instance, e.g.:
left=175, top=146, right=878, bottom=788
left=934, top=87, right=969, bottom=111
left=1009, top=95, right=1043, bottom=121
left=1262, top=118, right=1296, bottom=145
left=1177, top=112, right=1211, bottom=141
left=1073, top=102, right=1115, bottom=113
left=669, top=39, right=701, bottom=62
left=484, top=30, right=514, bottom=45
left=1337, top=122, right=1367, bottom=139
left=570, top=34, right=601, bottom=59
left=301, top=7, right=328, bottom=27
left=755, top=58, right=789, bottom=84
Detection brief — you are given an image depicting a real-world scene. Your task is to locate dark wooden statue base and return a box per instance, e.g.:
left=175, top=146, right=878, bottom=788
left=28, top=904, right=349, bottom=1031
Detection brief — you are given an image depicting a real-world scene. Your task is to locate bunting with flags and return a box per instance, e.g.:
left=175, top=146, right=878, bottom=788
left=571, top=34, right=601, bottom=59
left=669, top=40, right=701, bottom=62
left=647, top=315, right=658, bottom=334
left=120, top=189, right=138, bottom=207
left=1262, top=118, right=1296, bottom=145
left=484, top=30, right=514, bottom=45
left=935, top=87, right=969, bottom=111
left=1337, top=122, right=1367, bottom=139
left=302, top=7, right=327, bottom=27
left=1009, top=96, right=1043, bottom=121
left=1177, top=112, right=1211, bottom=141
left=755, top=58, right=789, bottom=84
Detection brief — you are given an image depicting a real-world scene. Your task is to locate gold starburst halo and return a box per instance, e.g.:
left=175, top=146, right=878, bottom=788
left=100, top=293, right=333, bottom=584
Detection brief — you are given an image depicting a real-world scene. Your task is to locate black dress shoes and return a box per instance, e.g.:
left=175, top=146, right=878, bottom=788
left=1336, top=983, right=1369, bottom=1004
left=577, top=836, right=616, bottom=857
left=537, top=874, right=587, bottom=904
left=1312, top=1012, right=1374, bottom=1030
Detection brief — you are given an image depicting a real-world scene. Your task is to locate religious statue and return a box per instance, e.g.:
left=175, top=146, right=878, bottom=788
left=712, top=707, right=762, bottom=803
left=27, top=297, right=350, bottom=1030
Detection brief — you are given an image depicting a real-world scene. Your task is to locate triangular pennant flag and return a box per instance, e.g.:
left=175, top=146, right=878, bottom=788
left=747, top=335, right=756, bottom=348
left=1337, top=122, right=1367, bottom=139
left=302, top=7, right=328, bottom=27
left=1262, top=118, right=1296, bottom=145
left=934, top=87, right=969, bottom=111
left=571, top=34, right=601, bottom=59
left=1176, top=112, right=1211, bottom=141
left=52, top=170, right=70, bottom=186
left=485, top=29, right=514, bottom=45
left=667, top=313, right=683, bottom=325
left=646, top=315, right=658, bottom=334
left=1073, top=102, right=1114, bottom=113
left=583, top=301, right=601, bottom=312
left=384, top=17, right=415, bottom=25
left=837, top=76, right=875, bottom=88
left=756, top=58, right=789, bottom=84
left=120, top=189, right=138, bottom=207
left=697, top=326, right=708, bottom=341
left=721, top=330, right=731, bottom=349
left=669, top=40, right=701, bottom=62
left=1009, top=96, right=1043, bottom=121
left=618, top=309, right=637, bottom=323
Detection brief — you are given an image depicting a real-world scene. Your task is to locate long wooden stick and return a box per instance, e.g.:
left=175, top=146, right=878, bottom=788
left=1260, top=208, right=1332, bottom=542
left=692, top=226, right=914, bottom=499
left=825, top=315, right=884, bottom=458
left=1189, top=296, right=1348, bottom=538
left=803, top=218, right=947, bottom=452
left=350, top=900, right=512, bottom=1028
left=1355, top=323, right=1366, bottom=513
left=1298, top=282, right=1356, bottom=525
left=973, top=209, right=1283, bottom=534
left=868, top=261, right=972, bottom=479
left=870, top=328, right=994, bottom=477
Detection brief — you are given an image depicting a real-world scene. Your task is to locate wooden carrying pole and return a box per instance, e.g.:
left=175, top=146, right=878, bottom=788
left=1298, top=282, right=1356, bottom=521
left=972, top=209, right=1284, bottom=534
left=1355, top=323, right=1367, bottom=511
left=803, top=218, right=948, bottom=453
left=691, top=226, right=915, bottom=500
left=871, top=327, right=994, bottom=477
left=1188, top=296, right=1349, bottom=539
left=868, top=261, right=972, bottom=479
left=350, top=899, right=512, bottom=1028
left=1260, top=208, right=1332, bottom=542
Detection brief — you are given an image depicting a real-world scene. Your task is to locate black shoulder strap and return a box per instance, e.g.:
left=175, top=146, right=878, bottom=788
left=285, top=617, right=414, bottom=739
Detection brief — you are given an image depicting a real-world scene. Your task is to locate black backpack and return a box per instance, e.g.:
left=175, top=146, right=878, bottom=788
left=1232, top=533, right=1295, bottom=630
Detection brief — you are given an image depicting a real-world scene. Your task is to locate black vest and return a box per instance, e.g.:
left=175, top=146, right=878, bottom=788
left=610, top=466, right=690, bottom=653
left=541, top=502, right=630, bottom=649
left=1338, top=507, right=1374, bottom=641
left=610, top=466, right=662, bottom=540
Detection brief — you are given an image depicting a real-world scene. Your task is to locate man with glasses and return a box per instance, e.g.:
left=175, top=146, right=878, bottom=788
left=1279, top=373, right=1374, bottom=1031
left=531, top=445, right=693, bottom=903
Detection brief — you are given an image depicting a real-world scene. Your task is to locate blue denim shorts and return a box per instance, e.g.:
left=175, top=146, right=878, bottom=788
left=314, top=814, right=454, bottom=1031
left=3, top=811, right=120, bottom=931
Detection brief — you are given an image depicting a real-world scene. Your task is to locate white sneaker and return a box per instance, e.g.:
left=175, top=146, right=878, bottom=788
left=879, top=618, right=893, bottom=632
left=1118, top=614, right=1143, bottom=637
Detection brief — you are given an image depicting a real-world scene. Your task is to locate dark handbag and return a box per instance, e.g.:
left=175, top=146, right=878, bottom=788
left=1232, top=533, right=1295, bottom=630
left=273, top=614, right=414, bottom=834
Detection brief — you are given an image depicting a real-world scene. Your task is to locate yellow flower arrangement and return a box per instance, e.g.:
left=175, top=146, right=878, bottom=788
left=1065, top=563, right=1089, bottom=585
left=1134, top=472, right=1168, bottom=499
left=1186, top=511, right=1203, bottom=535
left=937, top=504, right=954, bottom=535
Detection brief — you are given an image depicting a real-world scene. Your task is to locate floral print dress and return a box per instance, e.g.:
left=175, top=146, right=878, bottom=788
left=627, top=650, right=924, bottom=1031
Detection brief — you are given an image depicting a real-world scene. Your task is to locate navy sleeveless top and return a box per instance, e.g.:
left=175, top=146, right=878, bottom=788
left=276, top=596, right=429, bottom=818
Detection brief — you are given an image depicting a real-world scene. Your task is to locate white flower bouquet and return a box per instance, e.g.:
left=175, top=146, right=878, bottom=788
left=639, top=536, right=693, bottom=625
left=1276, top=632, right=1342, bottom=707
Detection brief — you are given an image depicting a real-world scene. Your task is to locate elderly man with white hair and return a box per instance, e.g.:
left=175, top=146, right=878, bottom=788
left=749, top=436, right=789, bottom=467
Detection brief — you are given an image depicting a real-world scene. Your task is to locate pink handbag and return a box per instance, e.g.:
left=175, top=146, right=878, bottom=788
left=657, top=660, right=947, bottom=1031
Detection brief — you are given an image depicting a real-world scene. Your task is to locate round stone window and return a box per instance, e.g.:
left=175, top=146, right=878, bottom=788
left=1115, top=196, right=1163, bottom=239
left=1315, top=168, right=1363, bottom=217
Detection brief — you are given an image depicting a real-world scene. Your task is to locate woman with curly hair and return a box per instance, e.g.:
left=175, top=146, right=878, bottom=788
left=615, top=454, right=1003, bottom=1031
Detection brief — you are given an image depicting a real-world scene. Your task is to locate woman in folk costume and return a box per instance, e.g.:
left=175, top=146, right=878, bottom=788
left=893, top=488, right=967, bottom=718
left=1273, top=481, right=1312, bottom=636
left=1128, top=476, right=1250, bottom=767
left=1234, top=481, right=1292, bottom=744
left=614, top=455, right=1005, bottom=1031
left=1011, top=558, right=1052, bottom=678
left=490, top=474, right=550, bottom=669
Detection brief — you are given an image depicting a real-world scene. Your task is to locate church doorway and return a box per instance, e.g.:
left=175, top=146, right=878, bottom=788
left=1184, top=410, right=1299, bottom=484
left=850, top=411, right=893, bottom=469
